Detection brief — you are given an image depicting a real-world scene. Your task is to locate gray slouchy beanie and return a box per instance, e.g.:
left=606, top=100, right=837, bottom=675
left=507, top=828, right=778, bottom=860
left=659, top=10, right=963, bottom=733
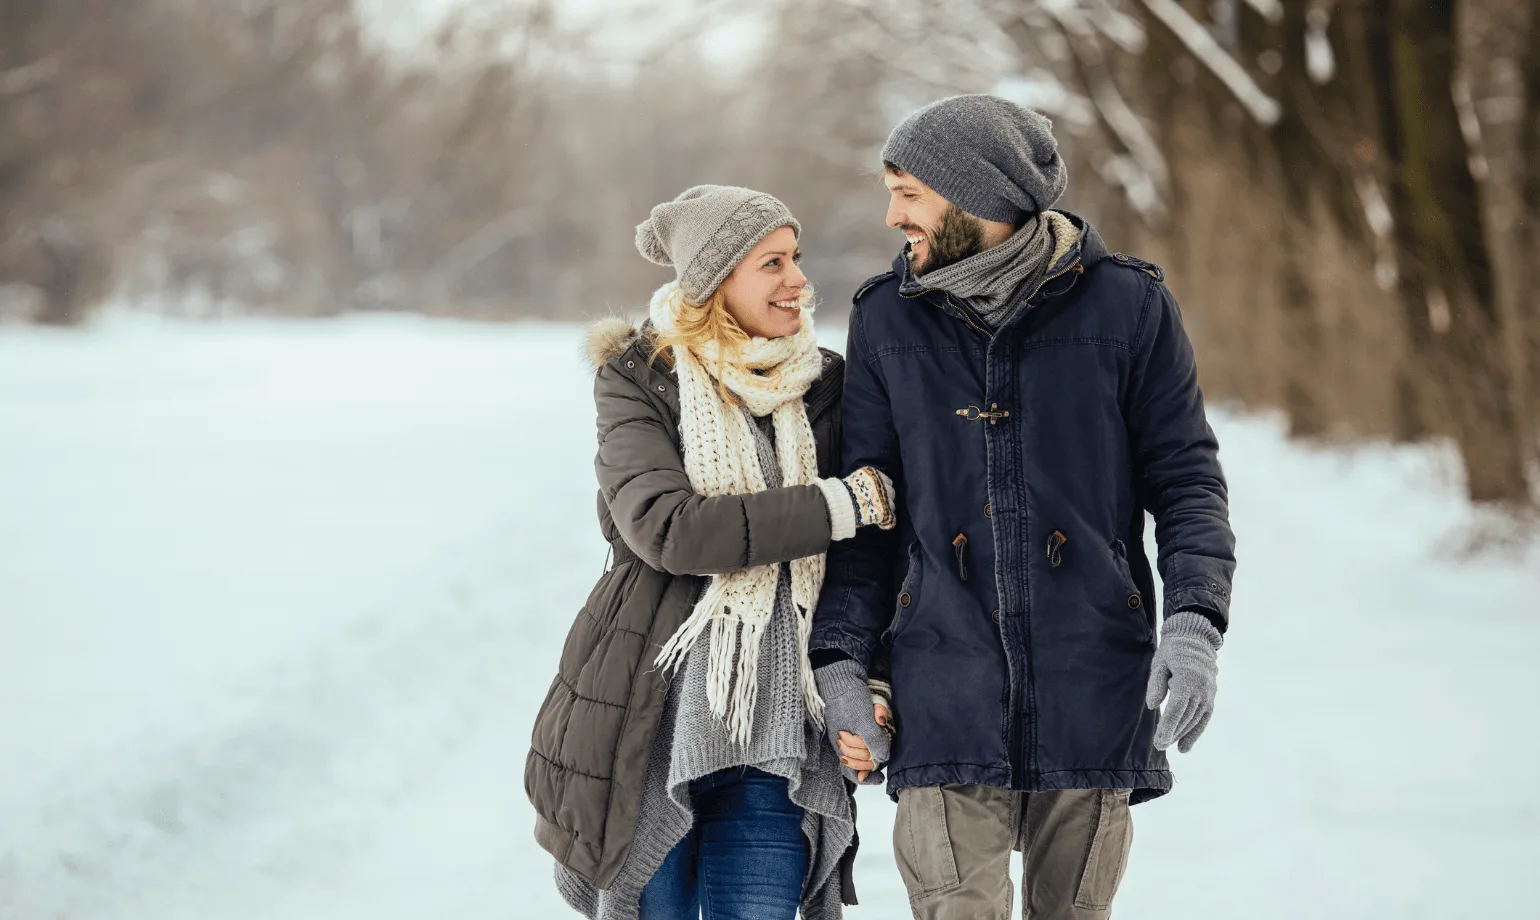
left=881, top=94, right=1068, bottom=224
left=635, top=185, right=801, bottom=303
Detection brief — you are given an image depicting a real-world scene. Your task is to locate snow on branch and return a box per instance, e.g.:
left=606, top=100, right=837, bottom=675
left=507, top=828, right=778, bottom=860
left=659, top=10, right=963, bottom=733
left=1305, top=6, right=1335, bottom=84
left=1010, top=1, right=1074, bottom=65
left=991, top=72, right=1097, bottom=128
left=1241, top=0, right=1283, bottom=23
left=841, top=0, right=1018, bottom=91
left=1038, top=0, right=1096, bottom=37
left=1, top=56, right=61, bottom=95
left=1036, top=0, right=1145, bottom=52
left=1085, top=0, right=1147, bottom=54
left=1098, top=153, right=1166, bottom=224
left=1140, top=0, right=1282, bottom=125
left=1087, top=70, right=1169, bottom=186
left=1039, top=0, right=1144, bottom=53
left=1451, top=74, right=1490, bottom=182
left=1001, top=3, right=1168, bottom=207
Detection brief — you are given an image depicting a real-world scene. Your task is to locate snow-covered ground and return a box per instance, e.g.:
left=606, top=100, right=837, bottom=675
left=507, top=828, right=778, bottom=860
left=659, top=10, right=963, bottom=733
left=1, top=314, right=1536, bottom=919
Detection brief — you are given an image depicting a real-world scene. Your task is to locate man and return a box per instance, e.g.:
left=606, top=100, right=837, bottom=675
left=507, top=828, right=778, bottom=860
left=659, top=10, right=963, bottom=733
left=809, top=94, right=1236, bottom=919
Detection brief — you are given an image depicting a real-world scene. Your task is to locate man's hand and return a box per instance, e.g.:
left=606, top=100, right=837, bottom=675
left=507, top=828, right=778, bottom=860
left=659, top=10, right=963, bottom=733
left=1145, top=610, right=1223, bottom=753
left=814, top=659, right=891, bottom=785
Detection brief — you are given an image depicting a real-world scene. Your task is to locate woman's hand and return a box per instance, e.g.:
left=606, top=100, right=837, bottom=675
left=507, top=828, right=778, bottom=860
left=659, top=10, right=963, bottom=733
left=816, top=465, right=898, bottom=542
left=844, top=466, right=897, bottom=530
left=836, top=702, right=892, bottom=783
left=814, top=659, right=891, bottom=785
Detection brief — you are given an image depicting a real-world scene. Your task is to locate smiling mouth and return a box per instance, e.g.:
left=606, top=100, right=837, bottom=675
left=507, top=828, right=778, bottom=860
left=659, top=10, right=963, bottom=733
left=770, top=299, right=801, bottom=312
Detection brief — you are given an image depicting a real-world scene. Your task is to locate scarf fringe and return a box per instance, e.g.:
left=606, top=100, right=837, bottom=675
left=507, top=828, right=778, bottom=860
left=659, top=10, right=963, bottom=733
left=647, top=281, right=828, bottom=744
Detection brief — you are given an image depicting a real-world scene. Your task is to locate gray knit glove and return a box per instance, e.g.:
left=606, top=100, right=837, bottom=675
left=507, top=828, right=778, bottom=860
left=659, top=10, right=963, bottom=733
left=1144, top=610, right=1224, bottom=753
left=814, top=659, right=890, bottom=785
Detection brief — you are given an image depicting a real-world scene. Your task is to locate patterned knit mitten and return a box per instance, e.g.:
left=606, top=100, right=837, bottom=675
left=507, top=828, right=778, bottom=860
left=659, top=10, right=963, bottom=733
left=843, top=466, right=896, bottom=530
left=815, top=466, right=897, bottom=541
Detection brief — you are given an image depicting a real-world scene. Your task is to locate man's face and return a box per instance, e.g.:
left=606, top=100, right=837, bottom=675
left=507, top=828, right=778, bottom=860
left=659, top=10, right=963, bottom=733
left=883, top=168, right=987, bottom=274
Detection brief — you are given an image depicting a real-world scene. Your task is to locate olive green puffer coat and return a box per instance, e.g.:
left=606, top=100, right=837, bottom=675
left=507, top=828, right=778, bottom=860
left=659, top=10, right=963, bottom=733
left=525, top=318, right=846, bottom=889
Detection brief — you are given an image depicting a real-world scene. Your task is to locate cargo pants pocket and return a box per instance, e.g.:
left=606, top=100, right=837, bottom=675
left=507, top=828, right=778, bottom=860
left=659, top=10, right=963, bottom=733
left=894, top=785, right=962, bottom=897
left=1073, top=789, right=1133, bottom=911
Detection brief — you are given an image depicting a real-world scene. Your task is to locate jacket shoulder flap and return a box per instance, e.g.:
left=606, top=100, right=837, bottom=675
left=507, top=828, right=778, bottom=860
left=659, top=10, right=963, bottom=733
left=1106, top=252, right=1165, bottom=282
left=853, top=270, right=897, bottom=303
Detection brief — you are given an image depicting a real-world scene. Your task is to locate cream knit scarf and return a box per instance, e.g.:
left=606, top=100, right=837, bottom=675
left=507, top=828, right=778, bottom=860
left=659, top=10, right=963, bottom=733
left=648, top=281, right=827, bottom=744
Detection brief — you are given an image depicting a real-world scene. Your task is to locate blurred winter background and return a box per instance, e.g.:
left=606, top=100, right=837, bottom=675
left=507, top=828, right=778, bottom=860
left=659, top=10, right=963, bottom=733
left=2, top=0, right=1539, bottom=917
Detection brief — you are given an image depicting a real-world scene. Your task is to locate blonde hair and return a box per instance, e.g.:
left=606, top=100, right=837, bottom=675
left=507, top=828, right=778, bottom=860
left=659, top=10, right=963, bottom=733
left=651, top=288, right=753, bottom=404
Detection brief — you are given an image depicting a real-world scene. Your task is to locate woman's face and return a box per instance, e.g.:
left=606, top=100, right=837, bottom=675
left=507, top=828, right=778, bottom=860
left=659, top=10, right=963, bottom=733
left=717, top=226, right=807, bottom=339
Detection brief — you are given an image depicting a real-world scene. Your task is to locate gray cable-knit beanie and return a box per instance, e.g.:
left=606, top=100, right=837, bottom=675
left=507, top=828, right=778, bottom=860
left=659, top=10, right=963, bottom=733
left=635, top=185, right=801, bottom=303
left=881, top=94, right=1068, bottom=224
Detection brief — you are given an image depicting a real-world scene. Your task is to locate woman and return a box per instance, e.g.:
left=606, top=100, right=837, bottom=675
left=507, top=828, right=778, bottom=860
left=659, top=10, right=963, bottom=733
left=527, top=185, right=896, bottom=920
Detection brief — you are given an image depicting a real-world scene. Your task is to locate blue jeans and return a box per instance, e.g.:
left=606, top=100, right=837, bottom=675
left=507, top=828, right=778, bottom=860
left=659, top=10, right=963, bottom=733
left=639, top=767, right=808, bottom=920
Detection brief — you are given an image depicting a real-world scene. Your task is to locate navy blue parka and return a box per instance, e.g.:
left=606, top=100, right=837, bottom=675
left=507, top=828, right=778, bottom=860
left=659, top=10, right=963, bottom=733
left=811, top=214, right=1236, bottom=804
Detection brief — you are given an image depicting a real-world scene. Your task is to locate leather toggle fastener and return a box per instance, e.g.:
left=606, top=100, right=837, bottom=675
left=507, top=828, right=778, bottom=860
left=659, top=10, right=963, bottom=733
left=956, top=403, right=1011, bottom=425
left=1045, top=529, right=1068, bottom=567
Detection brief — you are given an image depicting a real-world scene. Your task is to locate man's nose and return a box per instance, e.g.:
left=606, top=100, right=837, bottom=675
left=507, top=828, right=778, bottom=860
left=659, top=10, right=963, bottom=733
left=886, top=198, right=905, bottom=229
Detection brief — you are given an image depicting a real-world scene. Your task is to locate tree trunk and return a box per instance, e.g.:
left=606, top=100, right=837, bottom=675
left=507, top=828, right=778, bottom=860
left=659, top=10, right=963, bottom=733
left=1364, top=0, right=1436, bottom=441
left=1521, top=0, right=1540, bottom=438
left=30, top=222, right=103, bottom=326
left=1374, top=0, right=1530, bottom=503
left=1273, top=1, right=1328, bottom=439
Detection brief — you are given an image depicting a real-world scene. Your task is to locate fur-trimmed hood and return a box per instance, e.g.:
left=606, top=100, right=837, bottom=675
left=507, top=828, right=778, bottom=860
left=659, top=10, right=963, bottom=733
left=583, top=317, right=644, bottom=371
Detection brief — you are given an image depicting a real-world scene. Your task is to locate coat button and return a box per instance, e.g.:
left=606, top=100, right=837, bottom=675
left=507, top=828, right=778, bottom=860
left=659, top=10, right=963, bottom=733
left=899, top=592, right=911, bottom=607
left=658, top=385, right=666, bottom=392
left=984, top=502, right=992, bottom=517
left=991, top=609, right=1001, bottom=624
left=1127, top=594, right=1142, bottom=610
left=626, top=360, right=635, bottom=368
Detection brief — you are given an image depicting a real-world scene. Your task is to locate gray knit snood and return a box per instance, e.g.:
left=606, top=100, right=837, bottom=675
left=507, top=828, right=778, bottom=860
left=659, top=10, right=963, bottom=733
left=911, top=210, right=1078, bottom=326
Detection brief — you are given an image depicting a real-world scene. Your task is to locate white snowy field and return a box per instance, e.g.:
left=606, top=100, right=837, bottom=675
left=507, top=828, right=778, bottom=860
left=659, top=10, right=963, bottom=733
left=1, top=314, right=1537, bottom=920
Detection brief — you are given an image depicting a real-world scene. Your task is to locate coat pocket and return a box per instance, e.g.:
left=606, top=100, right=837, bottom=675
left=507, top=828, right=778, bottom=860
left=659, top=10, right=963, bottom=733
left=882, top=541, right=923, bottom=646
left=893, top=785, right=962, bottom=897
left=1074, top=789, right=1134, bottom=911
left=1110, top=539, right=1150, bottom=642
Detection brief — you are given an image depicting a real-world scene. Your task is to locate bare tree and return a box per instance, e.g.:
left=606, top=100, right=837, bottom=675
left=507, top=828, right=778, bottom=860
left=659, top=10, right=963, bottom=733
left=1521, top=0, right=1540, bottom=430
left=1364, top=0, right=1527, bottom=501
left=3, top=0, right=1533, bottom=502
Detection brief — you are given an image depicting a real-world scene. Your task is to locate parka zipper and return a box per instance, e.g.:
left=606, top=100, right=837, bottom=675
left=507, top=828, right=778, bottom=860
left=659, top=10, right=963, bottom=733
left=946, top=294, right=994, bottom=339
left=997, top=261, right=1080, bottom=788
left=1026, top=259, right=1083, bottom=303
left=953, top=257, right=1085, bottom=788
left=935, top=256, right=1085, bottom=342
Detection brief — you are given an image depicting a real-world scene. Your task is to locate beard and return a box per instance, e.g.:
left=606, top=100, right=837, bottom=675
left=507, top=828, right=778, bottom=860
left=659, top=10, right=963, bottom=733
left=909, top=204, right=987, bottom=274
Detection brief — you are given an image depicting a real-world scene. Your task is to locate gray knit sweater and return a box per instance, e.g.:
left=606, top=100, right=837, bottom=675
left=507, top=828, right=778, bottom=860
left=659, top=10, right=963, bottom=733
left=555, top=410, right=853, bottom=920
